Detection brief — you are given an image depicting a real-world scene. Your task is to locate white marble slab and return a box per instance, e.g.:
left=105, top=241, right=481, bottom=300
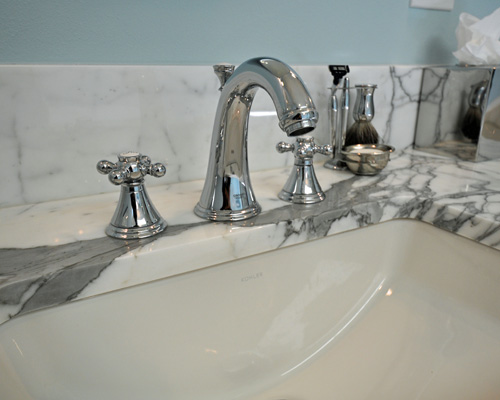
left=0, top=64, right=422, bottom=207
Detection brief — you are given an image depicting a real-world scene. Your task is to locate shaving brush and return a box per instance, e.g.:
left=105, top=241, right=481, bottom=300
left=461, top=80, right=488, bottom=143
left=345, top=84, right=379, bottom=147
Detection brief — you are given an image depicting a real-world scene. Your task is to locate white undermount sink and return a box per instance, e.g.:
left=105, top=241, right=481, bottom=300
left=1, top=219, right=500, bottom=400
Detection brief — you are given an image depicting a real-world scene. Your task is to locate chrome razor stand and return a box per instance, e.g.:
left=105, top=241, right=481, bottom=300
left=324, top=77, right=350, bottom=170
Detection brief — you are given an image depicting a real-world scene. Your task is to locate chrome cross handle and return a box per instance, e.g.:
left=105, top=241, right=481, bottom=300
left=97, top=152, right=166, bottom=185
left=96, top=152, right=167, bottom=239
left=276, top=137, right=333, bottom=159
left=276, top=137, right=332, bottom=204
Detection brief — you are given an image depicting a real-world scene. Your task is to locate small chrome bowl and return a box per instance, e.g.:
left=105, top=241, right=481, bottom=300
left=341, top=144, right=395, bottom=175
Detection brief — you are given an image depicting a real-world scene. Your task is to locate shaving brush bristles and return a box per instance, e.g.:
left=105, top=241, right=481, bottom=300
left=461, top=106, right=482, bottom=143
left=345, top=120, right=380, bottom=147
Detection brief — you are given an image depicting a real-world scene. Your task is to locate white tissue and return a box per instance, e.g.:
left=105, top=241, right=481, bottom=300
left=453, top=7, right=500, bottom=65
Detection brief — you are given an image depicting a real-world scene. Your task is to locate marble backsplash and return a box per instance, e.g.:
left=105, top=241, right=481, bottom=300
left=0, top=63, right=423, bottom=207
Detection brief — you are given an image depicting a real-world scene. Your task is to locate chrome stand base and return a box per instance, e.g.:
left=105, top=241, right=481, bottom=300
left=324, top=157, right=347, bottom=170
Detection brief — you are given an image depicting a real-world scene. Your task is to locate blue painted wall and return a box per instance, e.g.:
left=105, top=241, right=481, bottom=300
left=0, top=0, right=498, bottom=65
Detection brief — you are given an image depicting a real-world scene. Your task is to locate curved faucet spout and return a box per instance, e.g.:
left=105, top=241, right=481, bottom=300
left=194, top=57, right=319, bottom=222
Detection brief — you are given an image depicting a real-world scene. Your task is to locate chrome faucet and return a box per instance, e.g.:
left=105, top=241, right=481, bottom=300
left=194, top=57, right=319, bottom=221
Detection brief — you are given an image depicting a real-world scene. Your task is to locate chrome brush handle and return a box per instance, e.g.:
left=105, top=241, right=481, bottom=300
left=353, top=84, right=377, bottom=122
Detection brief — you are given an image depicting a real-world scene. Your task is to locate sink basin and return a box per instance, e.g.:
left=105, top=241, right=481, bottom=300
left=1, top=219, right=500, bottom=399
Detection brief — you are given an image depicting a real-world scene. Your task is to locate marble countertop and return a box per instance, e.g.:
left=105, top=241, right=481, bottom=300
left=1, top=149, right=500, bottom=325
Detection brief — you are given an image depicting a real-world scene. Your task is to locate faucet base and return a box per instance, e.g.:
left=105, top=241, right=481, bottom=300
left=278, top=190, right=325, bottom=204
left=105, top=219, right=167, bottom=240
left=194, top=203, right=261, bottom=222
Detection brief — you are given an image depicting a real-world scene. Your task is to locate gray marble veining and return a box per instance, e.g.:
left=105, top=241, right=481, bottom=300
left=1, top=149, right=499, bottom=325
left=0, top=222, right=207, bottom=318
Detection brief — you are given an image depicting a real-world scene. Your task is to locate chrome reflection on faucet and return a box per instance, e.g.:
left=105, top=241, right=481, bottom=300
left=194, top=57, right=319, bottom=221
